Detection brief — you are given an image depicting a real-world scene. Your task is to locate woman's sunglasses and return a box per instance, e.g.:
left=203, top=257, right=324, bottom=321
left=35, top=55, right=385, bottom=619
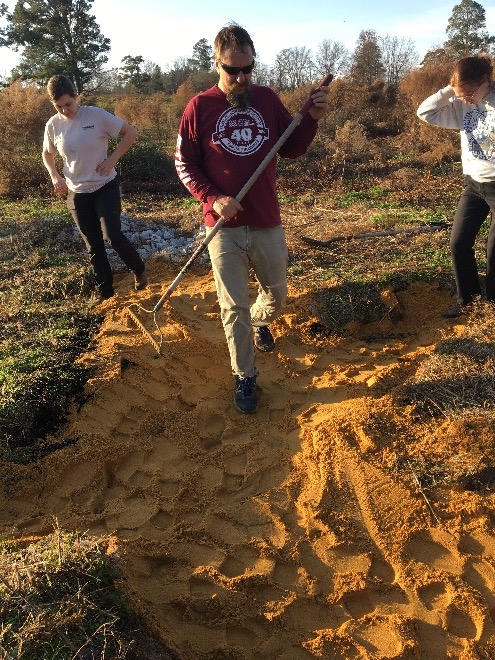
left=220, top=61, right=255, bottom=76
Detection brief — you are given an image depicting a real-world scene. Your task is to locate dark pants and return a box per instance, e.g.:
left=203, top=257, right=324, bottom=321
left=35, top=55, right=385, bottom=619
left=450, top=175, right=495, bottom=306
left=66, top=176, right=144, bottom=297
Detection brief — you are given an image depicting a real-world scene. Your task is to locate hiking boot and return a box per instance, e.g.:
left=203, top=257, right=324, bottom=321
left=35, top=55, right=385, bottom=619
left=90, top=289, right=114, bottom=307
left=442, top=308, right=462, bottom=319
left=134, top=270, right=148, bottom=291
left=98, top=287, right=115, bottom=303
left=254, top=325, right=275, bottom=352
left=442, top=303, right=465, bottom=319
left=234, top=375, right=257, bottom=413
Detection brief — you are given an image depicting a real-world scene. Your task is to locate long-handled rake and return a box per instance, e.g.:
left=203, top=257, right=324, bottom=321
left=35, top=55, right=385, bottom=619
left=126, top=73, right=333, bottom=354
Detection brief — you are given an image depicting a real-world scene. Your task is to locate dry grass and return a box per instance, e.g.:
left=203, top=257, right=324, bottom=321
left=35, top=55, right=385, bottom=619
left=0, top=524, right=176, bottom=659
left=0, top=532, right=119, bottom=658
left=401, top=299, right=495, bottom=420
left=0, top=83, right=53, bottom=196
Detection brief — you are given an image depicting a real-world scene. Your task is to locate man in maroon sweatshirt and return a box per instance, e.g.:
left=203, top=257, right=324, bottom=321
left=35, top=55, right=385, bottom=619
left=175, top=22, right=329, bottom=413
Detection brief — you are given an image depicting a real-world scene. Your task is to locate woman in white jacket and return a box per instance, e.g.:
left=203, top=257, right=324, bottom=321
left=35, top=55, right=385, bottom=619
left=417, top=55, right=495, bottom=318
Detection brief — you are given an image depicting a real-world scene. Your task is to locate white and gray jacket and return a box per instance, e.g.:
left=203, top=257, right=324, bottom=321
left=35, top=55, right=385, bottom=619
left=417, top=85, right=495, bottom=183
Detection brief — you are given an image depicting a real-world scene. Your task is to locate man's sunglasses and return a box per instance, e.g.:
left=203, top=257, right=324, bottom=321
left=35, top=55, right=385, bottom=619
left=220, top=61, right=255, bottom=76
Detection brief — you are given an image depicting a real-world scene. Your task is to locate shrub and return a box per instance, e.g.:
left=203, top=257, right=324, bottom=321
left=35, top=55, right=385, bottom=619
left=0, top=82, right=54, bottom=196
left=119, top=134, right=178, bottom=193
left=399, top=61, right=461, bottom=164
left=332, top=119, right=375, bottom=163
left=114, top=92, right=176, bottom=143
left=172, top=78, right=196, bottom=118
left=400, top=62, right=452, bottom=118
left=170, top=71, right=218, bottom=120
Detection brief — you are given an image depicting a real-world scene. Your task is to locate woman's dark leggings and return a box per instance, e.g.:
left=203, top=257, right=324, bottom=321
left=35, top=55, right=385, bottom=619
left=450, top=175, right=495, bottom=306
left=66, top=176, right=144, bottom=297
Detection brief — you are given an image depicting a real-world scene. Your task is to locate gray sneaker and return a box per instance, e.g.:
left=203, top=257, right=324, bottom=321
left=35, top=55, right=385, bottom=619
left=234, top=375, right=257, bottom=413
left=254, top=325, right=275, bottom=352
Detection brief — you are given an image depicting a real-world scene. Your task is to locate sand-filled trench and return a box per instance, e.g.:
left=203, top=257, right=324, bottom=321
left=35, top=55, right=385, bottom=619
left=2, top=256, right=495, bottom=659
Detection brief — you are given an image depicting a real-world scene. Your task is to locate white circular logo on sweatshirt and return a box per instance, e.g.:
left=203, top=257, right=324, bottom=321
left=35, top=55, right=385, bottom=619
left=212, top=108, right=269, bottom=156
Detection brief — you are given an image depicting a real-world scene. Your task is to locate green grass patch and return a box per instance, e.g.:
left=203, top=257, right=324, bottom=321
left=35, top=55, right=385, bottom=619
left=176, top=196, right=201, bottom=209
left=368, top=209, right=448, bottom=227
left=334, top=186, right=388, bottom=209
left=0, top=198, right=100, bottom=460
left=278, top=192, right=298, bottom=203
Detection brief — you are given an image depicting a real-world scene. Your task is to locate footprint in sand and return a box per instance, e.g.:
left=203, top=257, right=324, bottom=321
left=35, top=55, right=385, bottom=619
left=341, top=588, right=376, bottom=619
left=417, top=580, right=484, bottom=643
left=348, top=614, right=414, bottom=658
left=198, top=413, right=227, bottom=450
left=219, top=546, right=270, bottom=578
left=463, top=559, right=495, bottom=625
left=150, top=509, right=174, bottom=530
left=403, top=532, right=462, bottom=574
left=445, top=604, right=479, bottom=640
left=202, top=512, right=247, bottom=546
left=418, top=581, right=451, bottom=611
left=370, top=555, right=397, bottom=584
left=460, top=532, right=495, bottom=561
left=216, top=450, right=250, bottom=494
left=112, top=493, right=159, bottom=531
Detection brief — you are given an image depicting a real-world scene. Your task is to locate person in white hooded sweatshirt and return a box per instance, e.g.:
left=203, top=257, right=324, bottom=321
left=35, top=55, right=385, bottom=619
left=417, top=55, right=495, bottom=318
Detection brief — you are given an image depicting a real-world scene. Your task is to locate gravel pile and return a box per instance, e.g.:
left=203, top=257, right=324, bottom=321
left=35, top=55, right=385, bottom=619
left=105, top=213, right=209, bottom=272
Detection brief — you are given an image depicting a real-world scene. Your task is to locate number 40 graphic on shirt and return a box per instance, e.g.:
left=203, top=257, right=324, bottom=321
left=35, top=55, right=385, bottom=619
left=213, top=107, right=270, bottom=156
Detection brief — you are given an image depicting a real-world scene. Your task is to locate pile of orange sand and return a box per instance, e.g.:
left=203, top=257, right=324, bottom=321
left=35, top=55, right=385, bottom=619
left=2, top=258, right=495, bottom=659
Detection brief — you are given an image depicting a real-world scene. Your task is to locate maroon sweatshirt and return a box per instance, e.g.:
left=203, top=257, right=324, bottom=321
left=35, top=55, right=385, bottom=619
left=175, top=83, right=319, bottom=227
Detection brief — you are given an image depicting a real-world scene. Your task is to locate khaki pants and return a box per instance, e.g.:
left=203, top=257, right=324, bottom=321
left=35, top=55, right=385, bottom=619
left=206, top=224, right=288, bottom=378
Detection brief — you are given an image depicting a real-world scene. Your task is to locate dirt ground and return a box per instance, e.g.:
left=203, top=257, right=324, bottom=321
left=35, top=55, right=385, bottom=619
left=2, top=254, right=495, bottom=659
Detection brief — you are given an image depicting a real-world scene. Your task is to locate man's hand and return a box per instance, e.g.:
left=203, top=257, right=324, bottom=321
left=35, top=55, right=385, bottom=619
left=308, top=86, right=330, bottom=121
left=213, top=195, right=243, bottom=222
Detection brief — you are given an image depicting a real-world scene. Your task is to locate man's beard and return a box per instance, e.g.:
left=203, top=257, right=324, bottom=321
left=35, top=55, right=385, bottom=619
left=226, top=86, right=251, bottom=110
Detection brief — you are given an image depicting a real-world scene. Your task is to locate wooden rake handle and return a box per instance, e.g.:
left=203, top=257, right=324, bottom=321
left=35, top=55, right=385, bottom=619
left=154, top=73, right=333, bottom=313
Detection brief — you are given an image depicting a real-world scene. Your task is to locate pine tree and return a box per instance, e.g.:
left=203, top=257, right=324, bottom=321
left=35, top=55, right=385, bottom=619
left=350, top=30, right=385, bottom=84
left=188, top=38, right=212, bottom=71
left=4, top=0, right=110, bottom=91
left=445, top=0, right=495, bottom=57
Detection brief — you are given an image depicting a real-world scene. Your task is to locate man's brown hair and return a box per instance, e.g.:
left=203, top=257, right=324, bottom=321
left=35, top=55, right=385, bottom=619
left=213, top=23, right=256, bottom=62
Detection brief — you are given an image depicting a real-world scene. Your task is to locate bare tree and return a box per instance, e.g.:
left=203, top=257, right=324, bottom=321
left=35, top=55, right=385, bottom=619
left=315, top=39, right=350, bottom=78
left=252, top=61, right=272, bottom=86
left=271, top=46, right=315, bottom=91
left=380, top=35, right=418, bottom=85
left=163, top=56, right=194, bottom=94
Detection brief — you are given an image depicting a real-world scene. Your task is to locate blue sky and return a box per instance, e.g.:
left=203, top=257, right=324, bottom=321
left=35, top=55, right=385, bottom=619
left=1, top=0, right=495, bottom=76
